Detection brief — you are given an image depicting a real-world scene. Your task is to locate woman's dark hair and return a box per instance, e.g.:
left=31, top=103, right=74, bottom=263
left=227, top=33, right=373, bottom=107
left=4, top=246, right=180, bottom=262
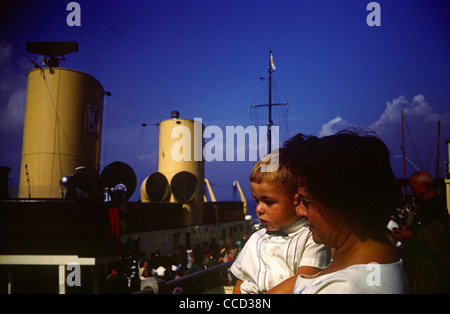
left=286, top=130, right=399, bottom=236
left=283, top=133, right=320, bottom=172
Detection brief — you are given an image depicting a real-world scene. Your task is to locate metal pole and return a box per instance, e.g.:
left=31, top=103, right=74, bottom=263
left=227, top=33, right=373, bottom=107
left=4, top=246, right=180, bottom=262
left=268, top=51, right=273, bottom=153
left=401, top=109, right=407, bottom=195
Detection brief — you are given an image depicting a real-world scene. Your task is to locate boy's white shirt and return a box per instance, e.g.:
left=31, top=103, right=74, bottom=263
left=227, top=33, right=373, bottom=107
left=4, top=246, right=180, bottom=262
left=230, top=218, right=331, bottom=294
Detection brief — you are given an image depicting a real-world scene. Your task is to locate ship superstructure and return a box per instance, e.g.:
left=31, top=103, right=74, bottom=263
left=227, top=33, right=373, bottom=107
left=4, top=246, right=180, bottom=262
left=0, top=42, right=251, bottom=293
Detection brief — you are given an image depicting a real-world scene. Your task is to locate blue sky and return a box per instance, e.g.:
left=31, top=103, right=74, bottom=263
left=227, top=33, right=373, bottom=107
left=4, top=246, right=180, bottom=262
left=1, top=0, right=450, bottom=218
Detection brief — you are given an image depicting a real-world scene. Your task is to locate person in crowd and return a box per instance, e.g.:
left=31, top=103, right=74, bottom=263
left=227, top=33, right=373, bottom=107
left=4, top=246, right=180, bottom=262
left=140, top=260, right=150, bottom=278
left=148, top=250, right=163, bottom=270
left=155, top=264, right=166, bottom=279
left=218, top=237, right=226, bottom=252
left=241, top=233, right=248, bottom=249
left=231, top=142, right=331, bottom=294
left=393, top=171, right=450, bottom=293
left=163, top=263, right=176, bottom=281
left=225, top=235, right=234, bottom=251
left=280, top=130, right=409, bottom=293
left=65, top=166, right=95, bottom=200
left=105, top=265, right=128, bottom=294
left=209, top=237, right=220, bottom=259
left=176, top=245, right=188, bottom=267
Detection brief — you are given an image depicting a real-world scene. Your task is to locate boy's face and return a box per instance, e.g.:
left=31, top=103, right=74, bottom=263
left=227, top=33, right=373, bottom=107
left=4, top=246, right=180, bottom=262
left=251, top=181, right=300, bottom=231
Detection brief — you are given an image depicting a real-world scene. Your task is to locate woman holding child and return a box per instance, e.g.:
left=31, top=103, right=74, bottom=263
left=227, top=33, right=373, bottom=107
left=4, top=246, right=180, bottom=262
left=269, top=130, right=409, bottom=294
left=231, top=141, right=331, bottom=294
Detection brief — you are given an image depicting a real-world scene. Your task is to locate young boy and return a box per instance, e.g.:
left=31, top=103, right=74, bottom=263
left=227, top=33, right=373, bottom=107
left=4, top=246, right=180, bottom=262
left=230, top=147, right=330, bottom=294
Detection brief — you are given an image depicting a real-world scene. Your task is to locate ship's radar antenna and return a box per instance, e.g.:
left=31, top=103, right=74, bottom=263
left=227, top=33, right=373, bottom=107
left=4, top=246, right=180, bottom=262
left=26, top=41, right=78, bottom=67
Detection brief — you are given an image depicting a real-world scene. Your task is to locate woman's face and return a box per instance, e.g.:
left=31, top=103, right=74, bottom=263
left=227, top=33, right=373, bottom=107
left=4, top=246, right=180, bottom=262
left=296, top=187, right=347, bottom=247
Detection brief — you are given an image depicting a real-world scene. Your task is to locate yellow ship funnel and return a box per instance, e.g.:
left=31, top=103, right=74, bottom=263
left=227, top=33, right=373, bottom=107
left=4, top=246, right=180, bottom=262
left=18, top=67, right=104, bottom=198
left=141, top=112, right=205, bottom=225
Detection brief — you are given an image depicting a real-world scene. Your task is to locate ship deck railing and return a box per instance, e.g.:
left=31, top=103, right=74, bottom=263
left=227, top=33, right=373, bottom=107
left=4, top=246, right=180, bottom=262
left=136, top=260, right=235, bottom=294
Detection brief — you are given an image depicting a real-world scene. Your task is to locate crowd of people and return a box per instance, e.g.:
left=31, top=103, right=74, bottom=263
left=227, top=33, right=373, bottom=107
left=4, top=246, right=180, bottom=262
left=104, top=234, right=250, bottom=294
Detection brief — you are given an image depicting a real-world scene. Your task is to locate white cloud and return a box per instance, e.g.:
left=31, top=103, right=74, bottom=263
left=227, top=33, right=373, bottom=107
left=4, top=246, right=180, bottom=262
left=0, top=41, right=28, bottom=132
left=0, top=41, right=12, bottom=67
left=318, top=116, right=355, bottom=137
left=0, top=89, right=26, bottom=131
left=318, top=95, right=450, bottom=178
left=368, top=95, right=442, bottom=136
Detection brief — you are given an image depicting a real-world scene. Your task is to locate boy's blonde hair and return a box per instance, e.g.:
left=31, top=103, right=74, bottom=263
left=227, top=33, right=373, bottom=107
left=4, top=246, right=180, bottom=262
left=249, top=148, right=297, bottom=195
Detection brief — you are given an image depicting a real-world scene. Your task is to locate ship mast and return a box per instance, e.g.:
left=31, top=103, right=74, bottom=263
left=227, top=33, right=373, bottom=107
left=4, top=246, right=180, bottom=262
left=436, top=120, right=441, bottom=178
left=401, top=109, right=408, bottom=195
left=251, top=51, right=288, bottom=153
left=401, top=109, right=407, bottom=180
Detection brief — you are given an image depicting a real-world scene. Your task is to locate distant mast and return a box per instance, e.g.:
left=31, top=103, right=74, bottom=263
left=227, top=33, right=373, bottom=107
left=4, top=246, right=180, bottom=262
left=268, top=51, right=275, bottom=154
left=251, top=51, right=288, bottom=154
left=401, top=109, right=407, bottom=180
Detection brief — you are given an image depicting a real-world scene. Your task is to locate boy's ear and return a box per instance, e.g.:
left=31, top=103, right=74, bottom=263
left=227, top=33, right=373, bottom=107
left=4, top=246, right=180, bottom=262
left=293, top=193, right=301, bottom=207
